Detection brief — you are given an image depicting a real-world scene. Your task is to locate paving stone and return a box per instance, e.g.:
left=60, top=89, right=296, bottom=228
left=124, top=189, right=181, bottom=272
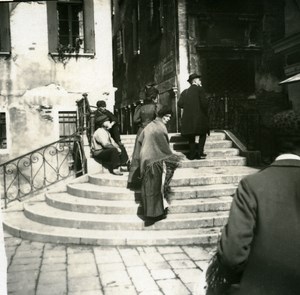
left=7, top=280, right=36, bottom=292
left=137, top=246, right=158, bottom=254
left=7, top=270, right=38, bottom=283
left=169, top=259, right=197, bottom=269
left=68, top=252, right=95, bottom=265
left=42, top=255, right=66, bottom=264
left=163, top=253, right=190, bottom=261
left=9, top=256, right=41, bottom=265
left=68, top=245, right=94, bottom=254
left=118, top=248, right=144, bottom=267
left=38, top=270, right=67, bottom=285
left=144, top=261, right=171, bottom=270
left=127, top=265, right=159, bottom=292
left=186, top=282, right=206, bottom=295
left=68, top=276, right=102, bottom=293
left=139, top=290, right=163, bottom=295
left=103, top=285, right=137, bottom=295
left=14, top=249, right=42, bottom=258
left=100, top=270, right=132, bottom=287
left=94, top=247, right=122, bottom=264
left=43, top=250, right=66, bottom=258
left=68, top=262, right=98, bottom=278
left=195, top=260, right=210, bottom=271
left=36, top=283, right=67, bottom=295
left=157, top=278, right=190, bottom=295
left=174, top=268, right=202, bottom=284
left=69, top=290, right=103, bottom=295
left=182, top=246, right=211, bottom=260
left=44, top=244, right=66, bottom=251
left=156, top=246, right=183, bottom=254
left=140, top=252, right=165, bottom=263
left=41, top=262, right=66, bottom=272
left=8, top=261, right=41, bottom=272
left=97, top=262, right=125, bottom=273
left=150, top=269, right=176, bottom=280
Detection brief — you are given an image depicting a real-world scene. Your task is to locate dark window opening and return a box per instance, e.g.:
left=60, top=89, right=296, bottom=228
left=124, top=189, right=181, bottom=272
left=0, top=112, right=7, bottom=149
left=59, top=111, right=77, bottom=140
left=0, top=3, right=11, bottom=53
left=204, top=59, right=255, bottom=96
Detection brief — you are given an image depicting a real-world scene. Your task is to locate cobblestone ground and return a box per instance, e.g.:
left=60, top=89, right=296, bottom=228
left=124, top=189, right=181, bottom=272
left=4, top=232, right=216, bottom=295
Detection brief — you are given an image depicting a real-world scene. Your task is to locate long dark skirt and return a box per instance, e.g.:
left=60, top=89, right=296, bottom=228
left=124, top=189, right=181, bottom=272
left=141, top=163, right=164, bottom=218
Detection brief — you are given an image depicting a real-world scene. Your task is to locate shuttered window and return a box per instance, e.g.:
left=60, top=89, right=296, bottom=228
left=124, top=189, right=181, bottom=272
left=47, top=0, right=95, bottom=54
left=0, top=112, right=7, bottom=149
left=0, top=3, right=11, bottom=53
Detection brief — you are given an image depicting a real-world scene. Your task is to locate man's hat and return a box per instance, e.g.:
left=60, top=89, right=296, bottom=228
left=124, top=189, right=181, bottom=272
left=96, top=100, right=106, bottom=108
left=96, top=114, right=110, bottom=128
left=187, top=73, right=201, bottom=83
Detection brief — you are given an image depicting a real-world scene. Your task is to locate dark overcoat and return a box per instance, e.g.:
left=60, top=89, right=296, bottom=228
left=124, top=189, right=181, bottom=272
left=177, top=84, right=209, bottom=136
left=217, top=159, right=300, bottom=295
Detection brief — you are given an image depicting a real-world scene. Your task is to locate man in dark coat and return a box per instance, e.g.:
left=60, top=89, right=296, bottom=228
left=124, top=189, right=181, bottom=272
left=178, top=73, right=210, bottom=160
left=206, top=109, right=300, bottom=295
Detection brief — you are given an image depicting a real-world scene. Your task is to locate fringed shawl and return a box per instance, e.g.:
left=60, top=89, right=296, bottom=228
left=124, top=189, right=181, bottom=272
left=137, top=118, right=181, bottom=177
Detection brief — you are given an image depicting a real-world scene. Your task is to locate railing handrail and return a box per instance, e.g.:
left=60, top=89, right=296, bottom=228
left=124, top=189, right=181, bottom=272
left=0, top=132, right=80, bottom=168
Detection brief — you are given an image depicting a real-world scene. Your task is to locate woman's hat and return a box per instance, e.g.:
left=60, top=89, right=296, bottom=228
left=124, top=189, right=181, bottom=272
left=187, top=73, right=201, bottom=83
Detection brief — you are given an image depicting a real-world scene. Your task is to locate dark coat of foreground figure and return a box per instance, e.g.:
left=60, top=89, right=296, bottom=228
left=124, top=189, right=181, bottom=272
left=206, top=110, right=300, bottom=295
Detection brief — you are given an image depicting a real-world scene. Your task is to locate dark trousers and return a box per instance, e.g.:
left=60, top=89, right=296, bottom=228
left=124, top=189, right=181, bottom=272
left=94, top=148, right=120, bottom=171
left=109, top=124, right=129, bottom=165
left=187, top=134, right=207, bottom=157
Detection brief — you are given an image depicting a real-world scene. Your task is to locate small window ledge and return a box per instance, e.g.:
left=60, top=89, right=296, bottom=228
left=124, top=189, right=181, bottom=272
left=49, top=52, right=95, bottom=58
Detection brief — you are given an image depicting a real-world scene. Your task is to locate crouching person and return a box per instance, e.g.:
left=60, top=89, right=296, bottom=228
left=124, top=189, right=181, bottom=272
left=91, top=116, right=125, bottom=176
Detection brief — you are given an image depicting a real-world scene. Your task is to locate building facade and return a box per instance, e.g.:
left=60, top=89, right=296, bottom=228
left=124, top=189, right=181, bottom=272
left=112, top=0, right=292, bottom=157
left=0, top=0, right=114, bottom=162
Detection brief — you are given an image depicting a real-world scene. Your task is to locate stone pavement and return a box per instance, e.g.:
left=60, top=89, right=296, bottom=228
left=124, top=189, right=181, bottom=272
left=4, top=231, right=216, bottom=295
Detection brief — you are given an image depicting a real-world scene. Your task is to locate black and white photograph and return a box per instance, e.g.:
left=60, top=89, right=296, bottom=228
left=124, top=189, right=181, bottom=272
left=0, top=0, right=300, bottom=294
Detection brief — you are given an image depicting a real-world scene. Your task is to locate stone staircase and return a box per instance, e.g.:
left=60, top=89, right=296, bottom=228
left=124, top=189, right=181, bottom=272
left=3, top=131, right=258, bottom=246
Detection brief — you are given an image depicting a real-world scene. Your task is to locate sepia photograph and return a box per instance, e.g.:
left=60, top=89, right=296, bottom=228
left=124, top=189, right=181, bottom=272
left=0, top=0, right=300, bottom=294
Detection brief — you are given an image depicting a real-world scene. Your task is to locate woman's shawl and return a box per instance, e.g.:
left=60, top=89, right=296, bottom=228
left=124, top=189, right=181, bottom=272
left=137, top=118, right=180, bottom=176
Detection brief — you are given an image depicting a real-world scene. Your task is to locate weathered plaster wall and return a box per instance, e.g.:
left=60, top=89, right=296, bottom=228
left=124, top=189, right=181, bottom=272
left=0, top=0, right=114, bottom=161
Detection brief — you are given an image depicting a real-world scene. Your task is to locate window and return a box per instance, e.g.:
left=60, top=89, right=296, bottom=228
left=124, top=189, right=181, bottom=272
left=0, top=112, right=7, bottom=149
left=59, top=111, right=77, bottom=140
left=47, top=0, right=95, bottom=54
left=0, top=3, right=11, bottom=53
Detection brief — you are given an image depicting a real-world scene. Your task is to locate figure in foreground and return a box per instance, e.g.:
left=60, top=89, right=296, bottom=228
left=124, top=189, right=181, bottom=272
left=135, top=106, right=181, bottom=226
left=206, top=110, right=300, bottom=295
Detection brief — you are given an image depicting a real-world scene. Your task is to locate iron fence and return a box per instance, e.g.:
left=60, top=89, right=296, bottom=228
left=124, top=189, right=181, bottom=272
left=0, top=133, right=86, bottom=208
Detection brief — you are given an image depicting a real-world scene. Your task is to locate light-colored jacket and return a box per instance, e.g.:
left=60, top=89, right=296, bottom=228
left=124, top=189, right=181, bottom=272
left=91, top=127, right=119, bottom=154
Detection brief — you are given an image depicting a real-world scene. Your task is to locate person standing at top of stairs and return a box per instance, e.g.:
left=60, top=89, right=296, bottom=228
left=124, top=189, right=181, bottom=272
left=178, top=73, right=210, bottom=160
left=94, top=100, right=130, bottom=169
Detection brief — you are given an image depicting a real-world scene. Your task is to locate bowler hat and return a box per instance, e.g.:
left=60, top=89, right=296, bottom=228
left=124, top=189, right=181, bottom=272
left=96, top=100, right=106, bottom=108
left=187, top=73, right=201, bottom=83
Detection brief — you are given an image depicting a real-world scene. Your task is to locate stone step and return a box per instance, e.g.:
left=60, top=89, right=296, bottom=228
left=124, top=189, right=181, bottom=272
left=177, top=148, right=240, bottom=158
left=67, top=182, right=237, bottom=201
left=169, top=183, right=237, bottom=199
left=88, top=166, right=258, bottom=188
left=23, top=202, right=229, bottom=230
left=3, top=209, right=222, bottom=245
left=179, top=156, right=246, bottom=168
left=171, top=140, right=233, bottom=150
left=46, top=192, right=232, bottom=214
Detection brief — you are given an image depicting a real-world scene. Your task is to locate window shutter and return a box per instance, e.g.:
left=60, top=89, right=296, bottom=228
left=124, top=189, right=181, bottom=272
left=47, top=1, right=58, bottom=53
left=84, top=0, right=95, bottom=53
left=0, top=4, right=11, bottom=52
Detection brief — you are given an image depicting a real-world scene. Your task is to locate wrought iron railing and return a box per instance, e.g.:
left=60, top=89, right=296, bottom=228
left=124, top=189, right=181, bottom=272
left=76, top=93, right=96, bottom=145
left=0, top=133, right=86, bottom=208
left=208, top=94, right=261, bottom=150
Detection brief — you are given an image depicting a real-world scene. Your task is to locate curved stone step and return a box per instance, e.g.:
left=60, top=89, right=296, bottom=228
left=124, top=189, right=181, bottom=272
left=3, top=209, right=221, bottom=245
left=88, top=166, right=258, bottom=188
left=23, top=202, right=228, bottom=230
left=171, top=140, right=233, bottom=150
left=67, top=182, right=139, bottom=200
left=169, top=132, right=226, bottom=142
left=180, top=156, right=246, bottom=168
left=46, top=192, right=232, bottom=214
left=67, top=182, right=236, bottom=201
left=169, top=183, right=237, bottom=199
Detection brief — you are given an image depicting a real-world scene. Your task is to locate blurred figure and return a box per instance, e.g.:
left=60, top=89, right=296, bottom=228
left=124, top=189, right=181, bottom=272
left=205, top=110, right=300, bottom=295
left=0, top=194, right=7, bottom=295
left=134, top=105, right=181, bottom=226
left=127, top=85, right=159, bottom=188
left=91, top=116, right=125, bottom=175
left=94, top=100, right=129, bottom=168
left=178, top=73, right=210, bottom=160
